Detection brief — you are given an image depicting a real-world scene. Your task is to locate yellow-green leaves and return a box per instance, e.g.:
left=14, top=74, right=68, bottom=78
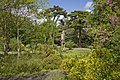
left=61, top=48, right=119, bottom=80
left=60, top=56, right=75, bottom=70
left=25, top=0, right=35, bottom=4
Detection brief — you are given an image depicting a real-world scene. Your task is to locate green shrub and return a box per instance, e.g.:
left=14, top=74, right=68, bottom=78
left=61, top=47, right=120, bottom=80
left=0, top=44, right=63, bottom=77
left=65, top=40, right=76, bottom=50
left=42, top=54, right=62, bottom=70
left=0, top=54, right=43, bottom=76
left=9, top=38, right=25, bottom=51
left=60, top=56, right=75, bottom=71
left=67, top=58, right=86, bottom=80
left=107, top=26, right=120, bottom=55
left=35, top=44, right=56, bottom=59
left=0, top=37, right=4, bottom=51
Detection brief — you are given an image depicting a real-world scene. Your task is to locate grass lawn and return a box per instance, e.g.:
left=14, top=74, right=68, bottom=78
left=59, top=48, right=91, bottom=58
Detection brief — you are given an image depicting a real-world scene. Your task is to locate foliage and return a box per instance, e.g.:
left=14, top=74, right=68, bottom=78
left=0, top=0, right=48, bottom=55
left=89, top=0, right=120, bottom=47
left=65, top=40, right=76, bottom=50
left=0, top=44, right=62, bottom=77
left=42, top=54, right=62, bottom=70
left=61, top=47, right=120, bottom=80
left=0, top=37, right=4, bottom=51
left=0, top=0, right=120, bottom=79
left=105, top=26, right=120, bottom=55
left=39, top=6, right=67, bottom=46
left=66, top=10, right=93, bottom=47
left=9, top=38, right=24, bottom=51
left=0, top=54, right=42, bottom=76
left=60, top=56, right=75, bottom=71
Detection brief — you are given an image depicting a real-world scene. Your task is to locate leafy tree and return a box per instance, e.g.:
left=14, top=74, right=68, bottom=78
left=89, top=0, right=120, bottom=47
left=66, top=10, right=91, bottom=47
left=0, top=0, right=48, bottom=55
left=50, top=6, right=67, bottom=51
left=38, top=5, right=67, bottom=49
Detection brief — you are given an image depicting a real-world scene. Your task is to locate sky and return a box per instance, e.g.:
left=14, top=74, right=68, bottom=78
left=48, top=0, right=93, bottom=12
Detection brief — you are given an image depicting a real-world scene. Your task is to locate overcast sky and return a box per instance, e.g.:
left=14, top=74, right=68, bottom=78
left=48, top=0, right=93, bottom=12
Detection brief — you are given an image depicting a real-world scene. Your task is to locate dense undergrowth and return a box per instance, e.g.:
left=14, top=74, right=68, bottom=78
left=0, top=44, right=90, bottom=77
left=0, top=44, right=62, bottom=77
left=60, top=46, right=120, bottom=80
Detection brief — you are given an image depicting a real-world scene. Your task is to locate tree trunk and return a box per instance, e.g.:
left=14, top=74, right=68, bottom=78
left=17, top=28, right=20, bottom=59
left=77, top=28, right=81, bottom=47
left=61, top=30, right=65, bottom=51
left=51, top=25, right=54, bottom=47
left=52, top=33, right=54, bottom=47
left=3, top=19, right=9, bottom=55
left=4, top=36, right=10, bottom=55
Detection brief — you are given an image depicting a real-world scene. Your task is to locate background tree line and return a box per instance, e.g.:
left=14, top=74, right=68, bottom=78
left=0, top=0, right=93, bottom=55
